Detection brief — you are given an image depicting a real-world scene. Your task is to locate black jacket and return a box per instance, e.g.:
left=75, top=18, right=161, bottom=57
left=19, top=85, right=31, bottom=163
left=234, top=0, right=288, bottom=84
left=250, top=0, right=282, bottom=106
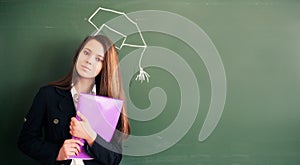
left=18, top=85, right=122, bottom=165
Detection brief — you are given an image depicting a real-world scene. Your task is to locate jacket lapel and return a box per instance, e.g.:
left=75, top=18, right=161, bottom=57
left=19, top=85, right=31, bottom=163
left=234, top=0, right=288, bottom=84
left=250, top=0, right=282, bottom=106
left=55, top=88, right=76, bottom=118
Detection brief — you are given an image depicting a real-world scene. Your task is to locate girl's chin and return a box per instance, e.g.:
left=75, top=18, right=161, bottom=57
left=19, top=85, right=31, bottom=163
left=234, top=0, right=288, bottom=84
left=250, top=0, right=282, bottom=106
left=77, top=73, right=95, bottom=79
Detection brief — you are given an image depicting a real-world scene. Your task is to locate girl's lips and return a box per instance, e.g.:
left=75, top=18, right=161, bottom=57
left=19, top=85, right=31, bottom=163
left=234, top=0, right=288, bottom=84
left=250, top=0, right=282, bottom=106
left=81, top=65, right=91, bottom=71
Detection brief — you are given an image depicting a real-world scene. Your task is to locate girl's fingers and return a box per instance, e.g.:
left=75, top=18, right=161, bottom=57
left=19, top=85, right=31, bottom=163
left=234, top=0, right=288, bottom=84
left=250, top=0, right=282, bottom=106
left=69, top=143, right=81, bottom=153
left=70, top=139, right=84, bottom=146
left=63, top=139, right=84, bottom=148
left=67, top=147, right=79, bottom=156
left=71, top=117, right=77, bottom=122
left=70, top=117, right=77, bottom=126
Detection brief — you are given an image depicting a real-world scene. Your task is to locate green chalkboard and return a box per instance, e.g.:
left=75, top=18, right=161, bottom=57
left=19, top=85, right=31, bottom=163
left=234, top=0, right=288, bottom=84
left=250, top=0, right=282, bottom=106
left=1, top=0, right=300, bottom=164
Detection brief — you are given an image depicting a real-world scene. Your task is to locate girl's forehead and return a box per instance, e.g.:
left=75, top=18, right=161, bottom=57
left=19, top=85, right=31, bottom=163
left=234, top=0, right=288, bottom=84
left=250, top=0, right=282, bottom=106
left=84, top=39, right=104, bottom=55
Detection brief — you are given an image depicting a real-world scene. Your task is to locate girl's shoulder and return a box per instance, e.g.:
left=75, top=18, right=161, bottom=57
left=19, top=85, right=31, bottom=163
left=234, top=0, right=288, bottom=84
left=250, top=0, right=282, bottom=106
left=38, top=85, right=70, bottom=97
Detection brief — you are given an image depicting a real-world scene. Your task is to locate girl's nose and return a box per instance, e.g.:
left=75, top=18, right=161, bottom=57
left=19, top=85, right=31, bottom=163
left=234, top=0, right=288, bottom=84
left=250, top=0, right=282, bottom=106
left=86, top=56, right=93, bottom=64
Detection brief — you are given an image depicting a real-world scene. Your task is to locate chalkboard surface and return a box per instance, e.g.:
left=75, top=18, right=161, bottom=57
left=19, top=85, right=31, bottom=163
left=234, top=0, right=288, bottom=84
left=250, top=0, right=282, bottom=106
left=1, top=0, right=300, bottom=164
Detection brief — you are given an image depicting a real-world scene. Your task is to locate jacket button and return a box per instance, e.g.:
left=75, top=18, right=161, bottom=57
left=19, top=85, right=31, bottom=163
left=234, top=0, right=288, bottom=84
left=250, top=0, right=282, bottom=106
left=24, top=117, right=27, bottom=122
left=53, top=118, right=59, bottom=124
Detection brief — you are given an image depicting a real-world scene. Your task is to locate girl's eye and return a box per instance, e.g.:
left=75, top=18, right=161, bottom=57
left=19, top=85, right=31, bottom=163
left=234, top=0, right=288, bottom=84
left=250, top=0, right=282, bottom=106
left=83, top=50, right=89, bottom=55
left=96, top=57, right=103, bottom=62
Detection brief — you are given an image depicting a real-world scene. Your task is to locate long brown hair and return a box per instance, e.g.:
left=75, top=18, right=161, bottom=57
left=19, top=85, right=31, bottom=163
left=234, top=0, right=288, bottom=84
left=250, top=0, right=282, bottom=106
left=49, top=35, right=130, bottom=139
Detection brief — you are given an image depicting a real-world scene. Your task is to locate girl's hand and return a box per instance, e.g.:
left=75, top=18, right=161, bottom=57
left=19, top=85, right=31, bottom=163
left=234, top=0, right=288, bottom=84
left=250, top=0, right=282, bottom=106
left=69, top=112, right=97, bottom=146
left=56, top=139, right=84, bottom=160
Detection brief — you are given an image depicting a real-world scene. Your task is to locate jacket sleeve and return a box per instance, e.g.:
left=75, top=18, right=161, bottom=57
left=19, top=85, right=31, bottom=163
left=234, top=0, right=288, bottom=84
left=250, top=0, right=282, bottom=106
left=17, top=87, right=60, bottom=164
left=85, top=134, right=123, bottom=165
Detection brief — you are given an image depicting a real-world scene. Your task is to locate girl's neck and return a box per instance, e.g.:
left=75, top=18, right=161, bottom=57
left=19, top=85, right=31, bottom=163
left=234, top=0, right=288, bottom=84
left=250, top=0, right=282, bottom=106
left=75, top=77, right=94, bottom=94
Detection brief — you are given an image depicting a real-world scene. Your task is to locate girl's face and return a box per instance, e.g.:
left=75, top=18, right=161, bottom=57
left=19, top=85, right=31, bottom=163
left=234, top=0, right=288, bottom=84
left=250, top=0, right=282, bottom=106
left=76, top=39, right=105, bottom=79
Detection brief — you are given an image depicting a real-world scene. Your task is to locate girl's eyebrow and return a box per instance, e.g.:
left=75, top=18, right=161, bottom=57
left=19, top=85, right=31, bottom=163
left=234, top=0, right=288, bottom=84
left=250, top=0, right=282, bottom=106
left=83, top=48, right=92, bottom=52
left=84, top=47, right=104, bottom=57
left=97, top=54, right=104, bottom=58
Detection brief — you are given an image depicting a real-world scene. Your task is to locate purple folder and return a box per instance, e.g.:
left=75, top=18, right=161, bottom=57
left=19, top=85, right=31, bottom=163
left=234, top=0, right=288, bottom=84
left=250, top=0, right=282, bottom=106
left=69, top=93, right=123, bottom=159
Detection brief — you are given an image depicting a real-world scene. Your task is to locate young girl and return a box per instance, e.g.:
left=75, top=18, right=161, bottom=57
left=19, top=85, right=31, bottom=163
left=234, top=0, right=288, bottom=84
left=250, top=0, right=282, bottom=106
left=18, top=35, right=130, bottom=165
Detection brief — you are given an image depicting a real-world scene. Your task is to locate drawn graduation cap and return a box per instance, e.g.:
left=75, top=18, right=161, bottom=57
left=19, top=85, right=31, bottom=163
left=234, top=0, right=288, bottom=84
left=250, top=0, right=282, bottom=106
left=88, top=7, right=150, bottom=83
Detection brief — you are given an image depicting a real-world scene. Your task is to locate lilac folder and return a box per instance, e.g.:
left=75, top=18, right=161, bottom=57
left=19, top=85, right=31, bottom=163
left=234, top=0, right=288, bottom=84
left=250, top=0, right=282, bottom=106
left=69, top=93, right=123, bottom=159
